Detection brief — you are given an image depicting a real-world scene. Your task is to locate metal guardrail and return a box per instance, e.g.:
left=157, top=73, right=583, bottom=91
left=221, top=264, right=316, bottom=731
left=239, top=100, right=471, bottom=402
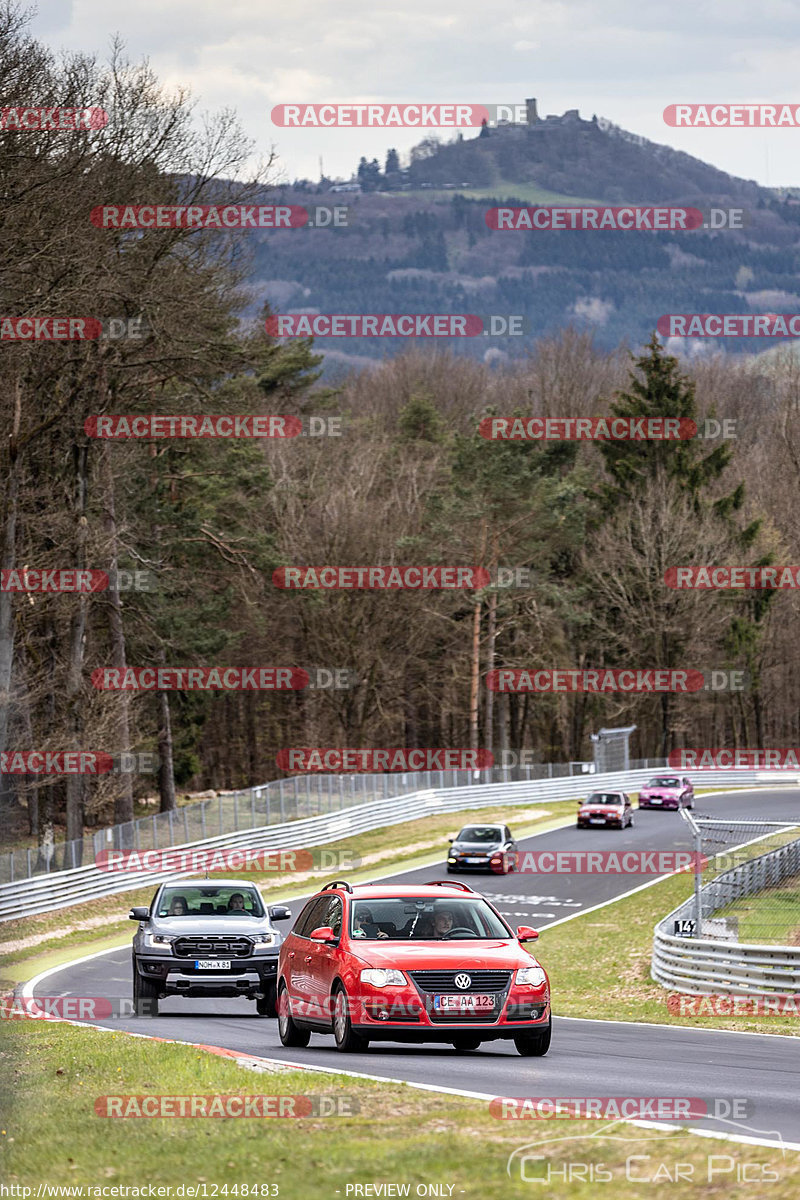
left=1, top=759, right=625, bottom=884
left=1, top=765, right=790, bottom=923
left=651, top=834, right=800, bottom=995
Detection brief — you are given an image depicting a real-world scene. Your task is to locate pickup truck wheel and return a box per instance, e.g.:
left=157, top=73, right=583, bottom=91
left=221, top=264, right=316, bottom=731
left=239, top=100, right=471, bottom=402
left=256, top=985, right=277, bottom=1017
left=132, top=957, right=159, bottom=1016
left=277, top=984, right=310, bottom=1047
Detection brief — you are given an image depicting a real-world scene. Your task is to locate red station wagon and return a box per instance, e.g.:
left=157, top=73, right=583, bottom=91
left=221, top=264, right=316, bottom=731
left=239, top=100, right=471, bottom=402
left=277, top=880, right=551, bottom=1056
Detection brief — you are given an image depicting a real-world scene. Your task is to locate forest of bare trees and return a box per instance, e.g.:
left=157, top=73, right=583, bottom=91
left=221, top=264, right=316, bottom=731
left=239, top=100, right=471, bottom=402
left=2, top=7, right=799, bottom=858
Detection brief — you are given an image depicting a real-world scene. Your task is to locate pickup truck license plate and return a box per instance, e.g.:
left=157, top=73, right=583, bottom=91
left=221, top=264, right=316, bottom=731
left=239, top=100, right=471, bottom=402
left=196, top=959, right=230, bottom=969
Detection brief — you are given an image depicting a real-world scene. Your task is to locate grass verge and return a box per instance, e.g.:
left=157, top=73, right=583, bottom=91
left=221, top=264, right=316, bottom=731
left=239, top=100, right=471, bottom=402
left=0, top=1018, right=797, bottom=1195
left=713, top=880, right=800, bottom=946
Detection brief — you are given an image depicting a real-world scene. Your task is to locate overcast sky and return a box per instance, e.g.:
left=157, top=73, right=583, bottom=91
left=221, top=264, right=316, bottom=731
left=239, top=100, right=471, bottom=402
left=29, top=0, right=800, bottom=187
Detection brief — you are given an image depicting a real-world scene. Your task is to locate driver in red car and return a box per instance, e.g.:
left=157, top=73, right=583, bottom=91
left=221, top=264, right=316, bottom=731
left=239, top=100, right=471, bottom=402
left=432, top=909, right=454, bottom=937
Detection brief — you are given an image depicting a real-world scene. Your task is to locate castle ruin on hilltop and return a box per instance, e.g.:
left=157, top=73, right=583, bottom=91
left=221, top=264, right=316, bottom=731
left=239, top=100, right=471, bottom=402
left=522, top=98, right=596, bottom=128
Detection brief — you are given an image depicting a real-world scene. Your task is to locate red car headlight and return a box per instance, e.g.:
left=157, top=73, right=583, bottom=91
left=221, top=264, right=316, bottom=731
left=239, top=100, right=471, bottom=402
left=360, top=968, right=406, bottom=987
left=514, top=966, right=547, bottom=987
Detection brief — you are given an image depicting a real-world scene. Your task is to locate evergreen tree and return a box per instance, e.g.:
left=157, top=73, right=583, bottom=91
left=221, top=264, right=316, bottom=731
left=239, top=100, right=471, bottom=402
left=598, top=334, right=735, bottom=513
left=357, top=157, right=383, bottom=192
left=590, top=333, right=772, bottom=753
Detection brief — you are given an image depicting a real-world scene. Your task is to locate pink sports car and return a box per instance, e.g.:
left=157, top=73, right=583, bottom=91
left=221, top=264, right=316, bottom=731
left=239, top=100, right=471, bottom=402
left=638, top=775, right=694, bottom=810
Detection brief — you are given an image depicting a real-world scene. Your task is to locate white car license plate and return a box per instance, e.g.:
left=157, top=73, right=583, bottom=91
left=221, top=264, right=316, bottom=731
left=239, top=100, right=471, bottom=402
left=589, top=817, right=605, bottom=824
left=465, top=856, right=485, bottom=863
left=196, top=959, right=230, bottom=969
left=434, top=993, right=494, bottom=1012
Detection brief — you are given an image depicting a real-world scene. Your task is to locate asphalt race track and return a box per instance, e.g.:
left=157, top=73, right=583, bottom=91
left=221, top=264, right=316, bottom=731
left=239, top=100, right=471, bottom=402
left=30, top=788, right=800, bottom=1148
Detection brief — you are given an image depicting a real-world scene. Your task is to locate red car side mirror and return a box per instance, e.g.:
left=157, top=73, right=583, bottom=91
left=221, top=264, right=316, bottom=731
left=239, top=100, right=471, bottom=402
left=517, top=925, right=539, bottom=941
left=309, top=925, right=337, bottom=944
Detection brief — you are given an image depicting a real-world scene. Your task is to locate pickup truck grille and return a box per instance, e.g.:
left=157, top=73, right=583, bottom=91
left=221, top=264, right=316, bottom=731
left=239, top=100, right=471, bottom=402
left=172, top=936, right=252, bottom=959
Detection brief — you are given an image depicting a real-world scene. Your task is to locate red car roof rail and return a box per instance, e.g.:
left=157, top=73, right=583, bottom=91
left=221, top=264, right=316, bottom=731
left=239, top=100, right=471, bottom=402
left=427, top=880, right=476, bottom=893
left=320, top=880, right=353, bottom=893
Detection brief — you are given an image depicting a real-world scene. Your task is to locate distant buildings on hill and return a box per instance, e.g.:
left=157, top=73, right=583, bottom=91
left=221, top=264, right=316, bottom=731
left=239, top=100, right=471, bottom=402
left=319, top=101, right=596, bottom=192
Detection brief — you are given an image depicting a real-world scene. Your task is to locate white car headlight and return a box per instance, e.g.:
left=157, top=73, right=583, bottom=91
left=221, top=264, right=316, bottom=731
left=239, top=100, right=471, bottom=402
left=143, top=933, right=173, bottom=952
left=515, top=965, right=547, bottom=987
left=360, top=968, right=406, bottom=987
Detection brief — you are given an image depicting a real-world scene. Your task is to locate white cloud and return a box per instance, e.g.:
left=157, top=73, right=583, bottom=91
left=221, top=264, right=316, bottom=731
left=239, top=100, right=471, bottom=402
left=26, top=0, right=800, bottom=185
left=571, top=297, right=615, bottom=325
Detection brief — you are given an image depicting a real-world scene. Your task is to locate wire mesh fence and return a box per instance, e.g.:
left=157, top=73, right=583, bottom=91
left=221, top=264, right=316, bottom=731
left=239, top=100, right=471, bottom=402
left=1, top=757, right=668, bottom=885
left=680, top=810, right=800, bottom=944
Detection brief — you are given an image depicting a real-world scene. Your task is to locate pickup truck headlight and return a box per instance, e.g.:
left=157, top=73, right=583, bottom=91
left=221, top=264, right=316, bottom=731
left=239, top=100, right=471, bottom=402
left=142, top=933, right=173, bottom=952
left=250, top=933, right=277, bottom=951
left=360, top=968, right=406, bottom=987
left=515, top=966, right=547, bottom=987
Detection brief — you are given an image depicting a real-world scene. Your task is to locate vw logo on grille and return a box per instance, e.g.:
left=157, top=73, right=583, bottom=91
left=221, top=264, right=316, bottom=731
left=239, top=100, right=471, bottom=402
left=454, top=973, right=471, bottom=990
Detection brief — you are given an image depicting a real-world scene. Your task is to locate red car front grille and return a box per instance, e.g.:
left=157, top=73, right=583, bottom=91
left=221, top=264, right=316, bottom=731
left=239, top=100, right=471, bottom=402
left=409, top=970, right=512, bottom=992
left=408, top=969, right=512, bottom=1023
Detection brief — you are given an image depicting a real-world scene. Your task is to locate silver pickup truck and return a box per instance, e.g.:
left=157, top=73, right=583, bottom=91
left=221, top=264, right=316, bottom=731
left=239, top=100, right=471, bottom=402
left=130, top=878, right=291, bottom=1016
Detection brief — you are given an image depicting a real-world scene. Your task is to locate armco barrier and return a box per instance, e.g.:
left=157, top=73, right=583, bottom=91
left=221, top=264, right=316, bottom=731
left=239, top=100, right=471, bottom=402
left=651, top=835, right=800, bottom=996
left=2, top=760, right=615, bottom=883
left=0, top=767, right=794, bottom=922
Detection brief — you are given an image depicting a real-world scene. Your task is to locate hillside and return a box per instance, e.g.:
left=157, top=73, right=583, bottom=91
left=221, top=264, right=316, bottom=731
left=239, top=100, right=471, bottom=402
left=250, top=110, right=800, bottom=376
left=396, top=112, right=766, bottom=204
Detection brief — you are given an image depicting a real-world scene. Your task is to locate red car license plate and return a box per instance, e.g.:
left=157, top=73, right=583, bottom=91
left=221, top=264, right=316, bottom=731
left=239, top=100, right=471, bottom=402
left=434, top=993, right=494, bottom=1012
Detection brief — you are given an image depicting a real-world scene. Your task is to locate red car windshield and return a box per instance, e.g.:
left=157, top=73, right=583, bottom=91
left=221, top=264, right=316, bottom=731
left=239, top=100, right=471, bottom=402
left=586, top=794, right=624, bottom=807
left=349, top=897, right=511, bottom=940
left=648, top=778, right=681, bottom=788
